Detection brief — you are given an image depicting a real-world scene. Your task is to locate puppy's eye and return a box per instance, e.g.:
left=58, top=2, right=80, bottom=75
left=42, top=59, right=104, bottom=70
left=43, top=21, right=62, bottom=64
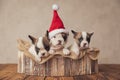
left=35, top=46, right=40, bottom=54
left=53, top=36, right=56, bottom=38
left=45, top=46, right=50, bottom=51
left=62, top=34, right=67, bottom=41
left=79, top=37, right=83, bottom=42
left=87, top=35, right=90, bottom=38
left=62, top=33, right=65, bottom=37
left=87, top=37, right=90, bottom=43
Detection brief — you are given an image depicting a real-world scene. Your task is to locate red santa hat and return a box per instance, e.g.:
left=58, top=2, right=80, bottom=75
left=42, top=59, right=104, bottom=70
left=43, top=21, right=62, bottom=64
left=48, top=4, right=68, bottom=39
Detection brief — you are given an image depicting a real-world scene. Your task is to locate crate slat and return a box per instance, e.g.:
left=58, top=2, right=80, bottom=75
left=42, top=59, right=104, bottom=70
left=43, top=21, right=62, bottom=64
left=18, top=52, right=98, bottom=76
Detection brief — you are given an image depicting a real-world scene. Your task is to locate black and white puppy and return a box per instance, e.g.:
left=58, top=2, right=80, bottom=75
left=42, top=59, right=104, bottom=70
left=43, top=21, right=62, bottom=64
left=48, top=32, right=70, bottom=55
left=71, top=30, right=94, bottom=56
left=28, top=31, right=50, bottom=61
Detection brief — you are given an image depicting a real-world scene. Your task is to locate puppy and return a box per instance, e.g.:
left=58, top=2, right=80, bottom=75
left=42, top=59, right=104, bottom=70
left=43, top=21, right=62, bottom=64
left=28, top=31, right=50, bottom=62
left=70, top=30, right=94, bottom=56
left=48, top=32, right=70, bottom=55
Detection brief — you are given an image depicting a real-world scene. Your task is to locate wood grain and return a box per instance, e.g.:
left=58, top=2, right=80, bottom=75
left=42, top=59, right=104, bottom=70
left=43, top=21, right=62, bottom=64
left=18, top=54, right=98, bottom=76
left=0, top=64, right=120, bottom=80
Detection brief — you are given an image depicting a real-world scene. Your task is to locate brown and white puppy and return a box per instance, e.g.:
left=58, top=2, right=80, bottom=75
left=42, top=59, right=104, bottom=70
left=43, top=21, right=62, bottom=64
left=28, top=31, right=50, bottom=62
left=71, top=30, right=94, bottom=56
left=48, top=32, right=70, bottom=55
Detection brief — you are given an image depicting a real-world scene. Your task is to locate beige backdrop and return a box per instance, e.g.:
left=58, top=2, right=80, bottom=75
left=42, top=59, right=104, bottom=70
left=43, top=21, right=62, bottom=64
left=0, top=0, right=120, bottom=64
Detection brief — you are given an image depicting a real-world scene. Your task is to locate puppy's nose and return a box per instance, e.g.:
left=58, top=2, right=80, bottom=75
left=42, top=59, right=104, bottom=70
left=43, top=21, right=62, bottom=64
left=42, top=53, right=45, bottom=56
left=84, top=43, right=87, bottom=47
left=58, top=40, right=61, bottom=44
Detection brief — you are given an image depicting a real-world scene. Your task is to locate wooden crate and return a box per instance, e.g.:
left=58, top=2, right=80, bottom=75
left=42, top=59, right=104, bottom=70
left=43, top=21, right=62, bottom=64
left=18, top=51, right=98, bottom=76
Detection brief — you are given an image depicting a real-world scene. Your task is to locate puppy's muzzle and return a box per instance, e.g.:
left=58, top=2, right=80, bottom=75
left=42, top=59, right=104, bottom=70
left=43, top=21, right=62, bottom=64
left=40, top=50, right=49, bottom=57
left=83, top=43, right=87, bottom=47
left=41, top=53, right=45, bottom=56
left=58, top=40, right=62, bottom=45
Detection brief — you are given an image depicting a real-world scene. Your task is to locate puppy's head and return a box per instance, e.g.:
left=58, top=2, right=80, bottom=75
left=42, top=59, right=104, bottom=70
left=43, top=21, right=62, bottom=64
left=71, top=30, right=94, bottom=48
left=49, top=32, right=68, bottom=48
left=28, top=31, right=50, bottom=58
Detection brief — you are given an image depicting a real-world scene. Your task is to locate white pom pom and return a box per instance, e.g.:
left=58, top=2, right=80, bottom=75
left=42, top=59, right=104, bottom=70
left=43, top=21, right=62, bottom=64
left=52, top=4, right=59, bottom=10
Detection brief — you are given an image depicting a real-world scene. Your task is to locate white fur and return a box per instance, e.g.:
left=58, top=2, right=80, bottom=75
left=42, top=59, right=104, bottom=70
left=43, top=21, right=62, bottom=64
left=81, top=32, right=88, bottom=47
left=49, top=33, right=70, bottom=55
left=82, top=32, right=87, bottom=39
left=49, top=49, right=55, bottom=54
left=49, top=29, right=68, bottom=39
left=71, top=41, right=80, bottom=56
left=71, top=31, right=90, bottom=56
left=28, top=37, right=48, bottom=62
left=63, top=48, right=70, bottom=55
left=28, top=45, right=41, bottom=61
left=28, top=45, right=36, bottom=55
left=50, top=33, right=64, bottom=46
left=37, top=37, right=44, bottom=48
left=52, top=4, right=59, bottom=10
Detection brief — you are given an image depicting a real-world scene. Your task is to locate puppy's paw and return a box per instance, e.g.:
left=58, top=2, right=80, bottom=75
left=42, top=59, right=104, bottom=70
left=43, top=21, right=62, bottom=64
left=63, top=48, right=70, bottom=55
left=35, top=57, right=41, bottom=62
left=49, top=49, right=55, bottom=54
left=89, top=48, right=94, bottom=52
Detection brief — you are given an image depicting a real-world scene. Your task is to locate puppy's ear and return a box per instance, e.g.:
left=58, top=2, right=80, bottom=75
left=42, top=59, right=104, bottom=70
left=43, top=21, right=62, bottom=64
left=71, top=30, right=77, bottom=35
left=71, top=30, right=78, bottom=38
left=43, top=37, right=50, bottom=51
left=28, top=35, right=37, bottom=44
left=45, top=30, right=49, bottom=40
left=88, top=32, right=94, bottom=37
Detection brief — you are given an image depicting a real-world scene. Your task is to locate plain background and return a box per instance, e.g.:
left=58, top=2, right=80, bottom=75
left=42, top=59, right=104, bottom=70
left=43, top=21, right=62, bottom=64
left=0, top=0, right=120, bottom=64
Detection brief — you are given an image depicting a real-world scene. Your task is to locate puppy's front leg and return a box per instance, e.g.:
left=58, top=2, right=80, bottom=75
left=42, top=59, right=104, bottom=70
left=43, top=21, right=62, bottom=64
left=49, top=48, right=55, bottom=54
left=35, top=56, right=42, bottom=62
left=63, top=48, right=70, bottom=55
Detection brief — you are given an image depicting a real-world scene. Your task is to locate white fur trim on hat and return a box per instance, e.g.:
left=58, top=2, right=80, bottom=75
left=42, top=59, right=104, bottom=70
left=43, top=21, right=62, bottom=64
left=52, top=4, right=59, bottom=11
left=49, top=29, right=68, bottom=39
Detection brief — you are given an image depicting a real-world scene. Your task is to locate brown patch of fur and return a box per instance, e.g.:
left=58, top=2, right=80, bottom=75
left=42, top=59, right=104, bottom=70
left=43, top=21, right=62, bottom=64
left=43, top=36, right=50, bottom=51
left=61, top=32, right=69, bottom=42
left=28, top=35, right=38, bottom=44
left=73, top=32, right=82, bottom=47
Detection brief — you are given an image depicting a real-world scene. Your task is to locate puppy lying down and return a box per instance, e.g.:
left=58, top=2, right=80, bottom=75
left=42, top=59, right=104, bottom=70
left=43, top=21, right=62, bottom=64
left=28, top=32, right=50, bottom=62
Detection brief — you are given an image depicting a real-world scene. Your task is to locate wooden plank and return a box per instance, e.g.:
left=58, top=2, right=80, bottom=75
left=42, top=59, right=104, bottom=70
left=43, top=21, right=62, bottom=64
left=86, top=55, right=91, bottom=74
left=64, top=58, right=71, bottom=76
left=33, top=62, right=39, bottom=75
left=57, top=56, right=65, bottom=76
left=91, top=59, right=98, bottom=74
left=17, top=51, right=25, bottom=73
left=39, top=63, right=45, bottom=76
left=50, top=56, right=58, bottom=76
left=59, top=77, right=74, bottom=80
left=17, top=51, right=21, bottom=73
left=18, top=51, right=21, bottom=73
left=45, top=59, right=51, bottom=76
left=81, top=55, right=85, bottom=75
left=95, top=60, right=98, bottom=73
left=71, top=59, right=78, bottom=76
left=29, top=59, right=34, bottom=75
left=24, top=56, right=31, bottom=75
left=75, top=59, right=81, bottom=75
left=78, top=58, right=82, bottom=75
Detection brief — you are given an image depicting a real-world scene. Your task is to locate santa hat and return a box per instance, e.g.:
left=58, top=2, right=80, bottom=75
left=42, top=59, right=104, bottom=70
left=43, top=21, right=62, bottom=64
left=48, top=4, right=68, bottom=39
